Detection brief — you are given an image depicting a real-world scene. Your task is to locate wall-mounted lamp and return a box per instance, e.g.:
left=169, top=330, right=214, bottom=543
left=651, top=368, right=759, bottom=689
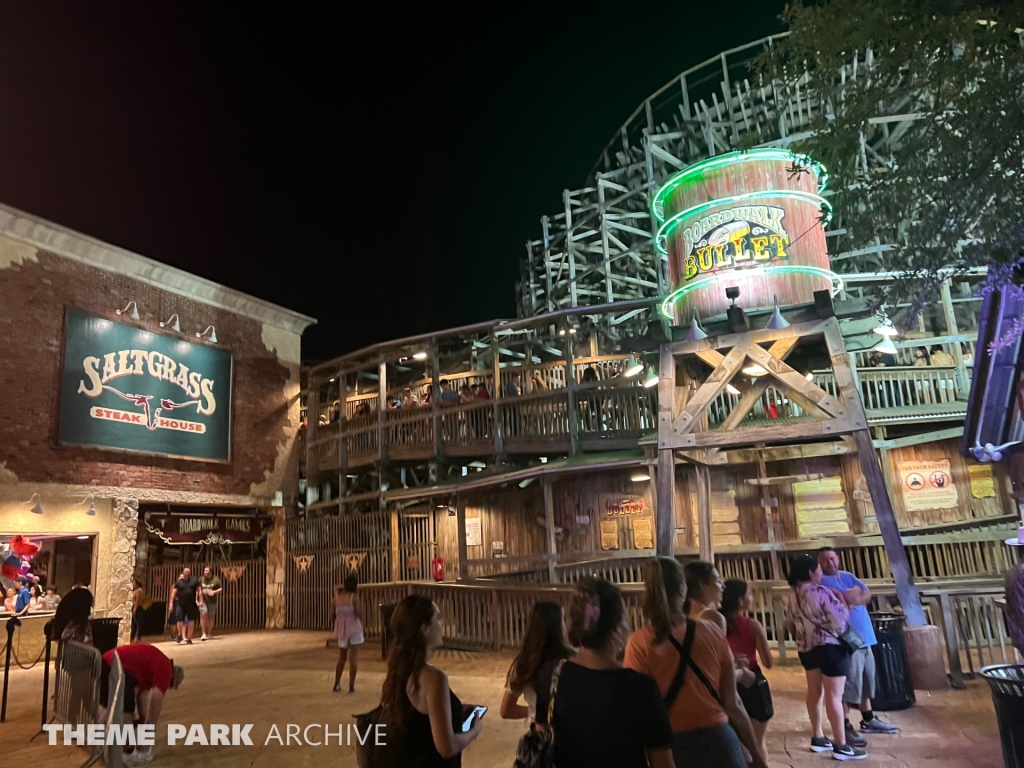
left=116, top=301, right=140, bottom=321
left=643, top=366, right=659, bottom=388
left=160, top=314, right=181, bottom=332
left=81, top=495, right=96, bottom=516
left=25, top=493, right=44, bottom=515
left=624, top=354, right=644, bottom=377
left=196, top=326, right=218, bottom=344
left=631, top=472, right=651, bottom=482
left=412, top=352, right=428, bottom=360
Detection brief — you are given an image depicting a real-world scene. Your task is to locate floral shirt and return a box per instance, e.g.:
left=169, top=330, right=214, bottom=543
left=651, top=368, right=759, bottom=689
left=786, top=582, right=849, bottom=653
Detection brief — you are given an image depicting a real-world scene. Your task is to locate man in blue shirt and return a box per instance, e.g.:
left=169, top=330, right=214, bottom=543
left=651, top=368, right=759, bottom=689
left=818, top=547, right=899, bottom=747
left=13, top=576, right=33, bottom=616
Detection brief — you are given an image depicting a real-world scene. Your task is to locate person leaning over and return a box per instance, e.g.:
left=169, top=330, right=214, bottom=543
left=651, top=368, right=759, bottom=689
left=625, top=557, right=766, bottom=768
left=785, top=554, right=866, bottom=761
left=101, top=643, right=185, bottom=766
left=818, top=547, right=898, bottom=745
left=553, top=577, right=675, bottom=768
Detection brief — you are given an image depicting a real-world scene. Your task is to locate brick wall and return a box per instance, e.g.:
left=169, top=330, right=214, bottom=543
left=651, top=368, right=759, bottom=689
left=0, top=247, right=298, bottom=500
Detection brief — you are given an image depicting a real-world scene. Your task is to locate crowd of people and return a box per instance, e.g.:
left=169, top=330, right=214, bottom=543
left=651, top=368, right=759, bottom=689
left=3, top=576, right=62, bottom=615
left=356, top=549, right=897, bottom=766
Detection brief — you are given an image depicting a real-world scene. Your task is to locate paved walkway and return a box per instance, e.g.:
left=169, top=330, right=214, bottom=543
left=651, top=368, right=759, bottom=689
left=0, top=629, right=1005, bottom=767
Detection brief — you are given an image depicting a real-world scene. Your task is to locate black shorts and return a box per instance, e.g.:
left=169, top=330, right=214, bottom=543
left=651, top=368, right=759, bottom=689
left=175, top=601, right=200, bottom=623
left=100, top=663, right=138, bottom=714
left=798, top=644, right=850, bottom=678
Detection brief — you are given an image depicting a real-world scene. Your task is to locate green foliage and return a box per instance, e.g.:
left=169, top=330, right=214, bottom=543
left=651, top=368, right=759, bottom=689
left=757, top=0, right=1024, bottom=319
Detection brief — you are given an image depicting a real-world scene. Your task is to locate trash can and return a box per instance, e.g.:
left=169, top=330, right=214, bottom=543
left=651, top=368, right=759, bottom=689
left=869, top=612, right=916, bottom=711
left=380, top=604, right=396, bottom=660
left=90, top=617, right=122, bottom=655
left=983, top=664, right=1024, bottom=768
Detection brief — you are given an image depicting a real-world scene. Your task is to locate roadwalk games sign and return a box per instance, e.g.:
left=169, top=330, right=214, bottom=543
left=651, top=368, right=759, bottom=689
left=59, top=307, right=233, bottom=462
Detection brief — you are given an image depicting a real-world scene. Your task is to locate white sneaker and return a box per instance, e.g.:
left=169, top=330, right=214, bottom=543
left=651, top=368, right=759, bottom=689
left=124, top=749, right=153, bottom=766
left=201, top=634, right=208, bottom=641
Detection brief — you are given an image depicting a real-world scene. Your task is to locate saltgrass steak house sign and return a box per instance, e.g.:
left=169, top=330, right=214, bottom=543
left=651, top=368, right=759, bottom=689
left=59, top=307, right=233, bottom=462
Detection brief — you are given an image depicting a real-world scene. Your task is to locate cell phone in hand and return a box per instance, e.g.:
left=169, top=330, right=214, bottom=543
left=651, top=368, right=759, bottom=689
left=462, top=706, right=487, bottom=732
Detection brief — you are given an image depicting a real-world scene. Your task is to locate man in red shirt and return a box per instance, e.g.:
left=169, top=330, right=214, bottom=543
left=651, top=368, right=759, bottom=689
left=101, top=644, right=185, bottom=765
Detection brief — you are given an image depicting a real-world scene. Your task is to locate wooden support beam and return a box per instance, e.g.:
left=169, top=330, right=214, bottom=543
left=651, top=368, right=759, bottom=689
left=543, top=477, right=558, bottom=583
left=565, top=338, right=579, bottom=455
left=940, top=279, right=969, bottom=398
left=431, top=340, right=442, bottom=461
left=378, top=358, right=388, bottom=462
left=670, top=342, right=750, bottom=436
left=755, top=444, right=783, bottom=580
left=491, top=337, right=505, bottom=459
left=822, top=318, right=927, bottom=626
left=744, top=343, right=845, bottom=418
left=670, top=319, right=828, bottom=358
left=873, top=426, right=964, bottom=450
left=657, top=344, right=677, bottom=556
left=390, top=508, right=400, bottom=583
left=696, top=462, right=712, bottom=562
left=713, top=441, right=855, bottom=465
left=669, top=417, right=854, bottom=449
left=456, top=494, right=469, bottom=582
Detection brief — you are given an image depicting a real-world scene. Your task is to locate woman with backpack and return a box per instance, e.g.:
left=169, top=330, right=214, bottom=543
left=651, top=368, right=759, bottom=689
left=624, top=557, right=767, bottom=768
left=501, top=601, right=575, bottom=765
left=550, top=577, right=675, bottom=768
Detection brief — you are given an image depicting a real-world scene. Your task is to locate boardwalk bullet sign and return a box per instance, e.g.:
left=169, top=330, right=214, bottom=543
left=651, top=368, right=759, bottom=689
left=59, top=307, right=233, bottom=462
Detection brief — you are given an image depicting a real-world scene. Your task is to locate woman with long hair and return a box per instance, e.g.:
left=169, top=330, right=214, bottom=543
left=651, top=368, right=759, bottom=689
left=784, top=554, right=865, bottom=761
left=333, top=575, right=364, bottom=694
left=683, top=561, right=727, bottom=633
left=500, top=601, right=574, bottom=725
left=381, top=594, right=483, bottom=766
left=551, top=577, right=674, bottom=768
left=51, top=586, right=94, bottom=643
left=721, top=579, right=774, bottom=760
left=625, top=557, right=766, bottom=768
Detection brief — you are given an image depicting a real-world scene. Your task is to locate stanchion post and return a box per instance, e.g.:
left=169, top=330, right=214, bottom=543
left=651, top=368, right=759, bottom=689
left=41, top=622, right=52, bottom=727
left=1, top=616, right=21, bottom=723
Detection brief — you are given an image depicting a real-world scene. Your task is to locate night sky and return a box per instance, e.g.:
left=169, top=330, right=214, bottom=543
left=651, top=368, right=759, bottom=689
left=0, top=2, right=786, bottom=362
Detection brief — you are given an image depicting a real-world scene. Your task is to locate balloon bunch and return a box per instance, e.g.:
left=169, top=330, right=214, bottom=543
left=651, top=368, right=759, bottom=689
left=2, top=535, right=40, bottom=581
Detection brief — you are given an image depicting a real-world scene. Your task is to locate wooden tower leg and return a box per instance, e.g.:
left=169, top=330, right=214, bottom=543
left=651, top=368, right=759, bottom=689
left=851, top=429, right=926, bottom=625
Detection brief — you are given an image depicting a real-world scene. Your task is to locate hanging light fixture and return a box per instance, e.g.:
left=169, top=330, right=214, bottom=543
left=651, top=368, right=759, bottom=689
left=742, top=364, right=769, bottom=377
left=686, top=311, right=708, bottom=342
left=875, top=336, right=898, bottom=355
left=624, top=354, right=644, bottom=377
left=726, top=384, right=741, bottom=395
left=159, top=314, right=181, bottom=332
left=26, top=493, right=44, bottom=515
left=873, top=314, right=898, bottom=337
left=630, top=472, right=651, bottom=482
left=412, top=352, right=427, bottom=360
left=643, top=366, right=659, bottom=388
left=116, top=301, right=140, bottom=321
left=766, top=297, right=790, bottom=330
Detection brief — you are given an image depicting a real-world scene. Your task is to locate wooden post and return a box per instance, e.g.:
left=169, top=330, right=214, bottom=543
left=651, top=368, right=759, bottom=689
left=696, top=462, right=713, bottom=563
left=756, top=445, right=783, bottom=581
left=656, top=344, right=676, bottom=556
left=390, top=508, right=400, bottom=584
left=851, top=428, right=926, bottom=625
left=431, top=340, right=442, bottom=461
left=938, top=592, right=966, bottom=689
left=304, top=384, right=318, bottom=502
left=456, top=494, right=469, bottom=582
left=543, top=476, right=558, bottom=583
left=565, top=336, right=579, bottom=455
left=378, top=358, right=388, bottom=463
left=491, top=337, right=504, bottom=459
left=940, top=279, right=968, bottom=398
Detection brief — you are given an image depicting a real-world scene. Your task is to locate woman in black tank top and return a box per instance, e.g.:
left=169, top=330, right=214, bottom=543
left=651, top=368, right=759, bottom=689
left=381, top=595, right=483, bottom=767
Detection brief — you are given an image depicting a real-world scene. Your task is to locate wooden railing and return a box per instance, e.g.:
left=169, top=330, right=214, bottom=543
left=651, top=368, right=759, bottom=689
left=340, top=579, right=1018, bottom=686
